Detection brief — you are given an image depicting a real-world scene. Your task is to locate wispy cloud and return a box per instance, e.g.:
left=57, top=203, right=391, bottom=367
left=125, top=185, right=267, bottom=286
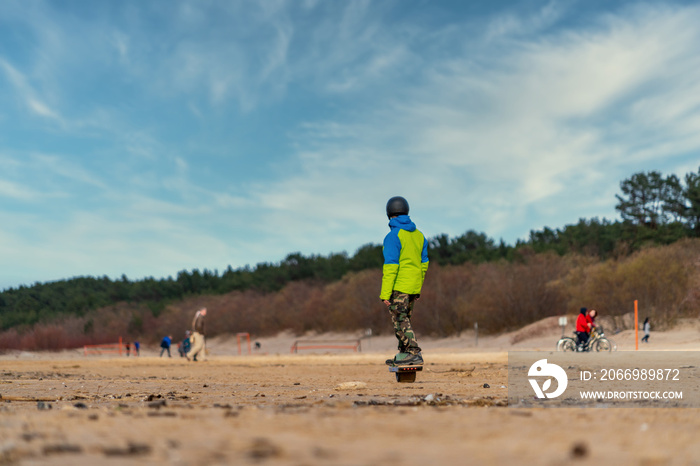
left=0, top=179, right=41, bottom=202
left=30, top=153, right=107, bottom=189
left=256, top=2, right=700, bottom=240
left=0, top=58, right=62, bottom=121
left=484, top=0, right=565, bottom=41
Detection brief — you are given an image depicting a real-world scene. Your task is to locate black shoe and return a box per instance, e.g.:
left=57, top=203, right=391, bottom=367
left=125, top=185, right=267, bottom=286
left=394, top=353, right=423, bottom=366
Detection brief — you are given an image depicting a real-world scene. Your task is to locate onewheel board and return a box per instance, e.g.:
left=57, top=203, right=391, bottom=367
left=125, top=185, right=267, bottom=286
left=388, top=365, right=423, bottom=383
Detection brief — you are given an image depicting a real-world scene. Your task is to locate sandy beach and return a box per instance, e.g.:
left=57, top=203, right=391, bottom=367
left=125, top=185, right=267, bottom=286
left=1, top=322, right=699, bottom=465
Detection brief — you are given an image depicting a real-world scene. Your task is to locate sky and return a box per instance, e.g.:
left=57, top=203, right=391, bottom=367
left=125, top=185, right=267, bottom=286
left=2, top=0, right=700, bottom=290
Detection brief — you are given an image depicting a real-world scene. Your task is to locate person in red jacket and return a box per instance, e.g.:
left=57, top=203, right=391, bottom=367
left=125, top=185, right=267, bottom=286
left=587, top=309, right=597, bottom=332
left=575, top=307, right=591, bottom=350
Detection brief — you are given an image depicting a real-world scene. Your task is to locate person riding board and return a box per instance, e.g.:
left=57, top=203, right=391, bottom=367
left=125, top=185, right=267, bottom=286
left=380, top=196, right=429, bottom=366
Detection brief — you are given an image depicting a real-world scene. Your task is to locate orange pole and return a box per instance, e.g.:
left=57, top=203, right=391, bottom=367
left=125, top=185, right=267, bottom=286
left=634, top=300, right=639, bottom=351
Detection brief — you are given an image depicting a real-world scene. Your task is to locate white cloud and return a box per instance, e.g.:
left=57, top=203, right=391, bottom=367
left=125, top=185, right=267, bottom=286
left=484, top=0, right=564, bottom=41
left=0, top=179, right=40, bottom=202
left=0, top=58, right=62, bottom=121
left=253, top=2, right=700, bottom=244
left=0, top=57, right=24, bottom=88
left=4, top=1, right=700, bottom=290
left=175, top=156, right=188, bottom=173
left=27, top=97, right=58, bottom=119
left=111, top=31, right=130, bottom=64
left=31, top=153, right=107, bottom=189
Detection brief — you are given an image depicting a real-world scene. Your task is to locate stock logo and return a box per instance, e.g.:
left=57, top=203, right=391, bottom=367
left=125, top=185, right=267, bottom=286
left=528, top=359, right=568, bottom=399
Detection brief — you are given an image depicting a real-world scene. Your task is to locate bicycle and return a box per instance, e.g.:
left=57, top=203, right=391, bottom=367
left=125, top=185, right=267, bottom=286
left=557, top=327, right=612, bottom=352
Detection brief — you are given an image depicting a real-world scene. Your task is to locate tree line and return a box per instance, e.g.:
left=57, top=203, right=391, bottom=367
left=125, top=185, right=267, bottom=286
left=1, top=167, right=699, bottom=343
left=2, top=238, right=698, bottom=351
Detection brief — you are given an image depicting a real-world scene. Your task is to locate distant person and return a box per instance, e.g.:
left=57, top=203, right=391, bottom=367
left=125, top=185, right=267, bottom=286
left=380, top=196, right=429, bottom=367
left=160, top=335, right=172, bottom=357
left=588, top=309, right=598, bottom=331
left=575, top=308, right=591, bottom=350
left=178, top=331, right=192, bottom=358
left=641, top=317, right=650, bottom=343
left=125, top=342, right=131, bottom=357
left=134, top=341, right=140, bottom=356
left=187, top=308, right=207, bottom=361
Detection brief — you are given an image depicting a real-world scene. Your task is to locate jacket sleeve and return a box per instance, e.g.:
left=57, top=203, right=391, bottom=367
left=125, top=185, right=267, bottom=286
left=421, top=234, right=429, bottom=282
left=380, top=232, right=401, bottom=300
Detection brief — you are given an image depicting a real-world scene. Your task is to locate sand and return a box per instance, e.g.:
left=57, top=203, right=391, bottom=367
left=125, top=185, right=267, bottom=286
left=1, top=323, right=699, bottom=465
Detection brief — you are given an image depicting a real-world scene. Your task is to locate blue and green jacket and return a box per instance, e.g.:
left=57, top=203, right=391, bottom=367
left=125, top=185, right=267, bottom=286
left=380, top=215, right=429, bottom=300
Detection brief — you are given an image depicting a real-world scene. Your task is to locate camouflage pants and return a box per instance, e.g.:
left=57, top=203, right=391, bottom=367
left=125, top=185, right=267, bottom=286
left=387, top=291, right=421, bottom=355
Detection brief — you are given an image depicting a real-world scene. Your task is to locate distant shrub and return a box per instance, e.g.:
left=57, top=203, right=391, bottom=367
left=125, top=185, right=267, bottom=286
left=0, top=328, right=21, bottom=351
left=563, top=239, right=700, bottom=328
left=2, top=240, right=699, bottom=350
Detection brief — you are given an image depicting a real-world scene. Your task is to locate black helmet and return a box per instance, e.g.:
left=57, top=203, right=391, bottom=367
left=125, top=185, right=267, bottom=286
left=386, top=196, right=409, bottom=218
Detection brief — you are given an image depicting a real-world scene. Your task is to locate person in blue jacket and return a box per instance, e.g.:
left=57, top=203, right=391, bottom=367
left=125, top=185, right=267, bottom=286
left=160, top=335, right=172, bottom=357
left=380, top=196, right=429, bottom=366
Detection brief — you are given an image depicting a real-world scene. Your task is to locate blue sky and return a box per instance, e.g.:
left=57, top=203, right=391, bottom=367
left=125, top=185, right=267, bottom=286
left=2, top=0, right=700, bottom=290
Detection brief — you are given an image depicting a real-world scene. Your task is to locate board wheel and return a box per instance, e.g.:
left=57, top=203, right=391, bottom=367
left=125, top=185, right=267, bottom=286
left=396, top=371, right=417, bottom=383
